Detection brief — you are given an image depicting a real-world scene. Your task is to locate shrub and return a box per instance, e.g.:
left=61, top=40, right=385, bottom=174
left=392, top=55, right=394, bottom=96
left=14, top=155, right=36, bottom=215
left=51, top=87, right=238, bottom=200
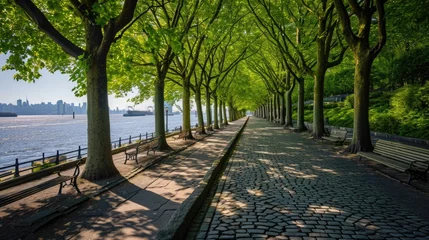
left=390, top=85, right=419, bottom=115
left=344, top=94, right=354, bottom=109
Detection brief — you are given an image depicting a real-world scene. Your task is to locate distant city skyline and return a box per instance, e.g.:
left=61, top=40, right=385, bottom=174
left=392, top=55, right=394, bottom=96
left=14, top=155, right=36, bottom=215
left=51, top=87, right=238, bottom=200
left=0, top=54, right=153, bottom=110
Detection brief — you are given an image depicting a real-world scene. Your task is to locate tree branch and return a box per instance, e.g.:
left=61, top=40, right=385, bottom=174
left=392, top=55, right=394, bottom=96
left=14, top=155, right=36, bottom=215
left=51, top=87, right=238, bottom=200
left=15, top=0, right=85, bottom=58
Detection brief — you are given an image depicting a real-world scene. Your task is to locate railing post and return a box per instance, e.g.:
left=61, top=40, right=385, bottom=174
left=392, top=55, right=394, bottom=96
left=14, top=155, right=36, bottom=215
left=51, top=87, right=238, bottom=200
left=139, top=133, right=142, bottom=141
left=146, top=132, right=148, bottom=141
left=114, top=143, right=116, bottom=148
left=129, top=135, right=132, bottom=144
left=119, top=137, right=122, bottom=147
left=56, top=150, right=60, bottom=165
left=14, top=158, right=19, bottom=177
left=78, top=146, right=82, bottom=159
left=42, top=153, right=45, bottom=164
left=180, top=126, right=182, bottom=131
left=151, top=133, right=154, bottom=139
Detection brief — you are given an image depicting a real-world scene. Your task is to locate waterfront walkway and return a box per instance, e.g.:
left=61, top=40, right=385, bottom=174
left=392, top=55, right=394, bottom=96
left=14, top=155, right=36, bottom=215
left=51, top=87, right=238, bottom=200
left=193, top=117, right=429, bottom=240
left=0, top=119, right=246, bottom=240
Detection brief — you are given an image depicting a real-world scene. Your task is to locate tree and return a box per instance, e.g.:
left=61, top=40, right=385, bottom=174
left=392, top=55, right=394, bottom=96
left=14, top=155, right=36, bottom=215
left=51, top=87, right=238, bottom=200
left=2, top=0, right=147, bottom=180
left=334, top=0, right=387, bottom=153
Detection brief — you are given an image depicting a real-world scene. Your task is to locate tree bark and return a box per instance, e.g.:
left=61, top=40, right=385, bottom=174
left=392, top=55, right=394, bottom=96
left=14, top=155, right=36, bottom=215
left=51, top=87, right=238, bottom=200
left=82, top=55, right=119, bottom=180
left=205, top=86, right=213, bottom=131
left=297, top=78, right=307, bottom=131
left=285, top=88, right=293, bottom=127
left=312, top=66, right=327, bottom=138
left=195, top=85, right=206, bottom=134
left=347, top=49, right=374, bottom=153
left=219, top=100, right=223, bottom=125
left=154, top=75, right=171, bottom=150
left=223, top=101, right=228, bottom=125
left=279, top=93, right=286, bottom=125
left=213, top=95, right=219, bottom=129
left=182, top=77, right=194, bottom=139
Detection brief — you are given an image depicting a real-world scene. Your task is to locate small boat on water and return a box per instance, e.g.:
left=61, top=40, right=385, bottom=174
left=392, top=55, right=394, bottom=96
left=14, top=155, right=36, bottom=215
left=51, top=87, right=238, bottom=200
left=0, top=112, right=17, bottom=117
left=123, top=110, right=146, bottom=117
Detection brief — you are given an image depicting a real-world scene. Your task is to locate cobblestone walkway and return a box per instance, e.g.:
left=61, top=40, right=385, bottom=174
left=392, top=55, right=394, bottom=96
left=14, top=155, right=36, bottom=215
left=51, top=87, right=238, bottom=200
left=196, top=117, right=429, bottom=240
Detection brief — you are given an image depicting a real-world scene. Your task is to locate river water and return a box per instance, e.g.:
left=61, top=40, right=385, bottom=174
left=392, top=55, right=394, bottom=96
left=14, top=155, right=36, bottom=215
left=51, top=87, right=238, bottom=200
left=0, top=114, right=199, bottom=167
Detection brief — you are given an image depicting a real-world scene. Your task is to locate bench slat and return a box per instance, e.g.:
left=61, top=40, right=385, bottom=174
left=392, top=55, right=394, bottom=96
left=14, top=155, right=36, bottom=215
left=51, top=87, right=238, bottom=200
left=376, top=140, right=429, bottom=155
left=375, top=144, right=429, bottom=162
left=358, top=152, right=409, bottom=172
left=0, top=176, right=73, bottom=208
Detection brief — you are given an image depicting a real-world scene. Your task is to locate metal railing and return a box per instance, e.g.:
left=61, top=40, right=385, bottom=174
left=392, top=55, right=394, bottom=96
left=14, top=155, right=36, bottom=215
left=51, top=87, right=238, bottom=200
left=0, top=125, right=183, bottom=179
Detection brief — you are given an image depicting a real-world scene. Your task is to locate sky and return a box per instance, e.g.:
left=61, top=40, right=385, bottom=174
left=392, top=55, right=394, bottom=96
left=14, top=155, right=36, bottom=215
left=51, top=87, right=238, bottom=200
left=0, top=54, right=155, bottom=110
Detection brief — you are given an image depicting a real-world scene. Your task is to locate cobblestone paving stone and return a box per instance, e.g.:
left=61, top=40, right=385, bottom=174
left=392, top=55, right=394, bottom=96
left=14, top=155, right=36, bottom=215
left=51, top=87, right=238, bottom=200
left=196, top=117, right=429, bottom=240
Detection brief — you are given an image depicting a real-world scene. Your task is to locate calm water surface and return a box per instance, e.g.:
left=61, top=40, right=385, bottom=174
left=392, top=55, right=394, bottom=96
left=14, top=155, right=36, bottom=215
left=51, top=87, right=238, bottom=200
left=0, top=114, right=198, bottom=167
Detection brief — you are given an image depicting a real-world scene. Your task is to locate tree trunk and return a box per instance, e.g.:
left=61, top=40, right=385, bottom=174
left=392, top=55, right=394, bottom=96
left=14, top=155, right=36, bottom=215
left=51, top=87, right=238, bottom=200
left=228, top=101, right=234, bottom=122
left=347, top=50, right=374, bottom=153
left=223, top=101, right=228, bottom=125
left=297, top=78, right=307, bottom=132
left=312, top=66, right=327, bottom=138
left=182, top=77, right=194, bottom=139
left=285, top=87, right=293, bottom=127
left=154, top=76, right=171, bottom=150
left=82, top=56, right=119, bottom=180
left=276, top=94, right=281, bottom=121
left=195, top=85, right=206, bottom=134
left=205, top=86, right=213, bottom=131
left=273, top=94, right=277, bottom=121
left=213, top=95, right=219, bottom=129
left=279, top=93, right=286, bottom=125
left=219, top=100, right=223, bottom=125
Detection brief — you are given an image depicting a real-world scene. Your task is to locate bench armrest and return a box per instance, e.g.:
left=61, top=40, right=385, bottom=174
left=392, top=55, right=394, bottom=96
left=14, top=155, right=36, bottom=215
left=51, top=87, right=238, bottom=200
left=410, top=160, right=429, bottom=171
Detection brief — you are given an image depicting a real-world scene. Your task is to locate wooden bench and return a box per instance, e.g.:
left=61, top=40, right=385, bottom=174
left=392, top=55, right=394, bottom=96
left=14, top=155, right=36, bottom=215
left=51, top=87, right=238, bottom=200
left=0, top=160, right=81, bottom=208
left=358, top=140, right=429, bottom=183
left=194, top=126, right=205, bottom=135
left=173, top=131, right=188, bottom=141
left=321, top=129, right=347, bottom=145
left=124, top=137, right=159, bottom=164
left=289, top=122, right=299, bottom=132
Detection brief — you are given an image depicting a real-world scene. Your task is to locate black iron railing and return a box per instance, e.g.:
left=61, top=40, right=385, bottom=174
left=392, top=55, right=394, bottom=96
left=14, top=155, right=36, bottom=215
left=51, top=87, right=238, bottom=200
left=0, top=125, right=183, bottom=179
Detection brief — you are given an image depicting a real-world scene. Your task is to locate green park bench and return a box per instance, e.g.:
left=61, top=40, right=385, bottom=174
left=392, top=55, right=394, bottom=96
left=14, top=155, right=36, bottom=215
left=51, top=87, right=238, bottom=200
left=358, top=139, right=429, bottom=183
left=0, top=159, right=82, bottom=208
left=321, top=129, right=348, bottom=146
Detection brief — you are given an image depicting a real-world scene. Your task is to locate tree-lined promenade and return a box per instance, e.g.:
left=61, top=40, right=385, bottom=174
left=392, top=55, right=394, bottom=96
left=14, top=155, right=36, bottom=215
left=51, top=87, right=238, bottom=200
left=1, top=0, right=428, bottom=180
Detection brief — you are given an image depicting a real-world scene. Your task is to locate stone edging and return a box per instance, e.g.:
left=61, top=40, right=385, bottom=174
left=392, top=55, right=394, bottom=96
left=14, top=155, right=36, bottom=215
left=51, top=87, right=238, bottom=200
left=156, top=117, right=250, bottom=240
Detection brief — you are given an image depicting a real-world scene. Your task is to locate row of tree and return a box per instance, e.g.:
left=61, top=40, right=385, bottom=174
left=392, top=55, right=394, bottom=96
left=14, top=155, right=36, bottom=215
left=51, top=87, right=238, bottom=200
left=1, top=0, right=256, bottom=180
left=252, top=0, right=387, bottom=153
left=2, top=0, right=427, bottom=180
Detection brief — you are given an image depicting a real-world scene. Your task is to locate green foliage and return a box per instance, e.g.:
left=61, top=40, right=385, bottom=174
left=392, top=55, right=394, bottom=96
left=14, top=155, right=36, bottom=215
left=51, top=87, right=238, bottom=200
left=390, top=85, right=419, bottom=115
left=344, top=94, right=354, bottom=109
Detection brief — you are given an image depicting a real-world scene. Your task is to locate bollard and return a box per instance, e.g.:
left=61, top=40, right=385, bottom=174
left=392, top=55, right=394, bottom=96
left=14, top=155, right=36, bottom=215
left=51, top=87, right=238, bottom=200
left=78, top=146, right=82, bottom=159
left=151, top=133, right=154, bottom=139
left=119, top=137, right=122, bottom=147
left=180, top=126, right=182, bottom=131
left=42, top=153, right=45, bottom=164
left=56, top=150, right=60, bottom=165
left=129, top=135, right=132, bottom=144
left=14, top=158, right=19, bottom=177
left=139, top=133, right=142, bottom=141
left=146, top=132, right=148, bottom=141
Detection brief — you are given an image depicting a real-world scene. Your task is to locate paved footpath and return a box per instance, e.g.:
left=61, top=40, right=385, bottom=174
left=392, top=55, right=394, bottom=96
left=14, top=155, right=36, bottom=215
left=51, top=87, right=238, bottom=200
left=9, top=119, right=246, bottom=240
left=196, top=117, right=429, bottom=240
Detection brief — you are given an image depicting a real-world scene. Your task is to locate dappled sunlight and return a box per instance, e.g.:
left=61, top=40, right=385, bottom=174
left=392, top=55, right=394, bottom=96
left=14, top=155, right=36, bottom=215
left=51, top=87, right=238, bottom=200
left=246, top=189, right=264, bottom=196
left=283, top=165, right=318, bottom=179
left=285, top=146, right=303, bottom=150
left=312, top=165, right=339, bottom=175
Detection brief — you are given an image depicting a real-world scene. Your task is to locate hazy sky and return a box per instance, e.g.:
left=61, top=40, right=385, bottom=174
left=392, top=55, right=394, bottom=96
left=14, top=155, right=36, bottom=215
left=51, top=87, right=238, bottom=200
left=0, top=54, right=154, bottom=110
